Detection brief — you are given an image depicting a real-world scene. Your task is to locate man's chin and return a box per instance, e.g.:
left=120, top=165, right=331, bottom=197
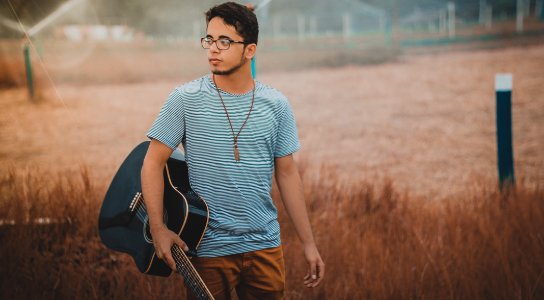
left=210, top=59, right=245, bottom=76
left=212, top=68, right=235, bottom=76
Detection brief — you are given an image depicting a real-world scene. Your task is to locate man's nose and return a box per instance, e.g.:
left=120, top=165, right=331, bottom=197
left=209, top=41, right=221, bottom=53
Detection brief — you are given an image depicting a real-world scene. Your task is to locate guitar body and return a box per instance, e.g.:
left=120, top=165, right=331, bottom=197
left=98, top=141, right=209, bottom=277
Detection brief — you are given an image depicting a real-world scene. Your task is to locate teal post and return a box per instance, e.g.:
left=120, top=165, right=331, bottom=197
left=495, top=74, right=515, bottom=189
left=23, top=44, right=35, bottom=99
left=540, top=1, right=544, bottom=20
left=251, top=57, right=256, bottom=79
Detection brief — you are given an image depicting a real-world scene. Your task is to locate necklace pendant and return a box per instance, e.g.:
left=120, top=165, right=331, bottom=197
left=233, top=145, right=240, bottom=162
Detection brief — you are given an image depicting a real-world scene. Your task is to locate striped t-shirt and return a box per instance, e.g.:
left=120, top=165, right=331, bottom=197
left=147, top=74, right=301, bottom=257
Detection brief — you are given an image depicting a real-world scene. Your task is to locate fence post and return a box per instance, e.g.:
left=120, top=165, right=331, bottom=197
left=439, top=10, right=447, bottom=33
left=516, top=0, right=524, bottom=33
left=479, top=0, right=486, bottom=24
left=537, top=0, right=544, bottom=20
left=272, top=15, right=281, bottom=39
left=343, top=13, right=352, bottom=41
left=495, top=74, right=515, bottom=189
left=447, top=2, right=455, bottom=39
left=23, top=43, right=35, bottom=100
left=297, top=14, right=305, bottom=41
left=485, top=5, right=493, bottom=29
left=309, top=16, right=317, bottom=37
left=193, top=20, right=201, bottom=48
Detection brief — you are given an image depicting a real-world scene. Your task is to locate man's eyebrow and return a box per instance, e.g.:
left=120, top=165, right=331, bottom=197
left=205, top=34, right=233, bottom=40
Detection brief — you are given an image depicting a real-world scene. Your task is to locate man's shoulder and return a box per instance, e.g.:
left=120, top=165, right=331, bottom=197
left=256, top=81, right=289, bottom=106
left=173, top=76, right=209, bottom=95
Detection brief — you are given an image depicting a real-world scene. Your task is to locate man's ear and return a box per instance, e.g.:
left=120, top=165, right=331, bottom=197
left=245, top=44, right=257, bottom=60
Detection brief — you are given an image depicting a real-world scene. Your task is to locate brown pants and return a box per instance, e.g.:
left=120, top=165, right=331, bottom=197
left=187, top=246, right=285, bottom=300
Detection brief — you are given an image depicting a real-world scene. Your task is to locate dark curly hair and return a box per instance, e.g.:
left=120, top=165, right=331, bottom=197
left=205, top=2, right=259, bottom=45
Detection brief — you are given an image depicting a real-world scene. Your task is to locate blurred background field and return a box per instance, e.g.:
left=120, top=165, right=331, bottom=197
left=1, top=0, right=544, bottom=299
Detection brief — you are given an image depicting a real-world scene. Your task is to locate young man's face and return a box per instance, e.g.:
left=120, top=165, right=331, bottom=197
left=205, top=17, right=253, bottom=76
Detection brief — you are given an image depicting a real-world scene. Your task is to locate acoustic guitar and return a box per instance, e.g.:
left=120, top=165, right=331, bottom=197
left=98, top=141, right=214, bottom=299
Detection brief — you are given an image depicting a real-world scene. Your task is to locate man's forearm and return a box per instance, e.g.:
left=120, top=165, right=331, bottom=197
left=276, top=169, right=316, bottom=246
left=141, top=159, right=167, bottom=230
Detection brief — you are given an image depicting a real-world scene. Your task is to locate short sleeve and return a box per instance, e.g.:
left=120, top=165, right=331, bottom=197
left=146, top=88, right=185, bottom=150
left=274, top=98, right=301, bottom=157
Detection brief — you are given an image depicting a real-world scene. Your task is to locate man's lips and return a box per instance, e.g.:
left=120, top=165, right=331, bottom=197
left=209, top=58, right=222, bottom=64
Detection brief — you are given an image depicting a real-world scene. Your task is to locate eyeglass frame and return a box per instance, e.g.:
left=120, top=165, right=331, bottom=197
left=200, top=36, right=253, bottom=50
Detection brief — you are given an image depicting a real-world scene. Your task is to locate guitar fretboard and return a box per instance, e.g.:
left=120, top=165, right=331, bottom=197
left=172, top=245, right=214, bottom=300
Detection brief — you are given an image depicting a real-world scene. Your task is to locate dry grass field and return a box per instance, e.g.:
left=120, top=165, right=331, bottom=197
left=1, top=32, right=544, bottom=299
left=1, top=163, right=543, bottom=299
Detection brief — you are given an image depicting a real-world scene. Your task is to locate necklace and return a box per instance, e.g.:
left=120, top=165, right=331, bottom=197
left=212, top=74, right=255, bottom=162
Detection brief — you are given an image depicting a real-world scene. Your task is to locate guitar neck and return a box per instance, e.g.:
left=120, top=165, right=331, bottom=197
left=171, top=245, right=215, bottom=300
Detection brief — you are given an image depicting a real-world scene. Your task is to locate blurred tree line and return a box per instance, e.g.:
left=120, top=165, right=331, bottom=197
left=0, top=0, right=538, bottom=38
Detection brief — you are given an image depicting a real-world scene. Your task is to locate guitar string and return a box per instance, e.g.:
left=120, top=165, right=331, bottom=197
left=172, top=245, right=212, bottom=299
left=172, top=246, right=213, bottom=299
left=175, top=247, right=217, bottom=299
left=132, top=199, right=211, bottom=298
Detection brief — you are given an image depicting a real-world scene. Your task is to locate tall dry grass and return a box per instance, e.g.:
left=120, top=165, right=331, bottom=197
left=0, top=164, right=543, bottom=299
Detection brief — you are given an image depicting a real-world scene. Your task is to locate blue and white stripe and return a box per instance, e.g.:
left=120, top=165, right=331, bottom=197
left=147, top=74, right=300, bottom=257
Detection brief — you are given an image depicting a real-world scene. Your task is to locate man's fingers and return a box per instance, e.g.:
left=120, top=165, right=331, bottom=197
left=310, top=260, right=317, bottom=280
left=312, top=261, right=325, bottom=287
left=303, top=260, right=325, bottom=288
left=310, top=261, right=325, bottom=287
left=174, top=237, right=189, bottom=252
left=303, top=263, right=317, bottom=288
left=164, top=251, right=177, bottom=271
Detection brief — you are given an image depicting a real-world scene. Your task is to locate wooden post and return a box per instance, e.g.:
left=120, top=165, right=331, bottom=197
left=495, top=74, right=515, bottom=188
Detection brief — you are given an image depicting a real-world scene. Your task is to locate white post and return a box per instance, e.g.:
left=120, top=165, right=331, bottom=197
left=297, top=14, right=305, bottom=41
left=273, top=15, right=281, bottom=39
left=517, top=0, right=524, bottom=33
left=479, top=0, right=487, bottom=24
left=343, top=13, right=351, bottom=39
left=193, top=20, right=201, bottom=47
left=485, top=5, right=493, bottom=29
left=379, top=14, right=386, bottom=33
left=447, top=2, right=455, bottom=39
left=439, top=10, right=447, bottom=33
left=343, top=13, right=352, bottom=40
left=309, top=16, right=318, bottom=37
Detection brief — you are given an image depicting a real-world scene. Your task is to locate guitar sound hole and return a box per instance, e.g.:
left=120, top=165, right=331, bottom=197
left=143, top=211, right=169, bottom=244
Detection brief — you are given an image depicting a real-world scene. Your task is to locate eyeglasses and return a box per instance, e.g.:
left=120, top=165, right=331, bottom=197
left=201, top=37, right=250, bottom=50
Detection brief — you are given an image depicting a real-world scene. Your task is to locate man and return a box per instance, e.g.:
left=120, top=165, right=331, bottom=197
left=141, top=2, right=324, bottom=299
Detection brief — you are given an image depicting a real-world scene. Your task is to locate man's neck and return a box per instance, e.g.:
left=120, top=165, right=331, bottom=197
left=213, top=69, right=254, bottom=95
